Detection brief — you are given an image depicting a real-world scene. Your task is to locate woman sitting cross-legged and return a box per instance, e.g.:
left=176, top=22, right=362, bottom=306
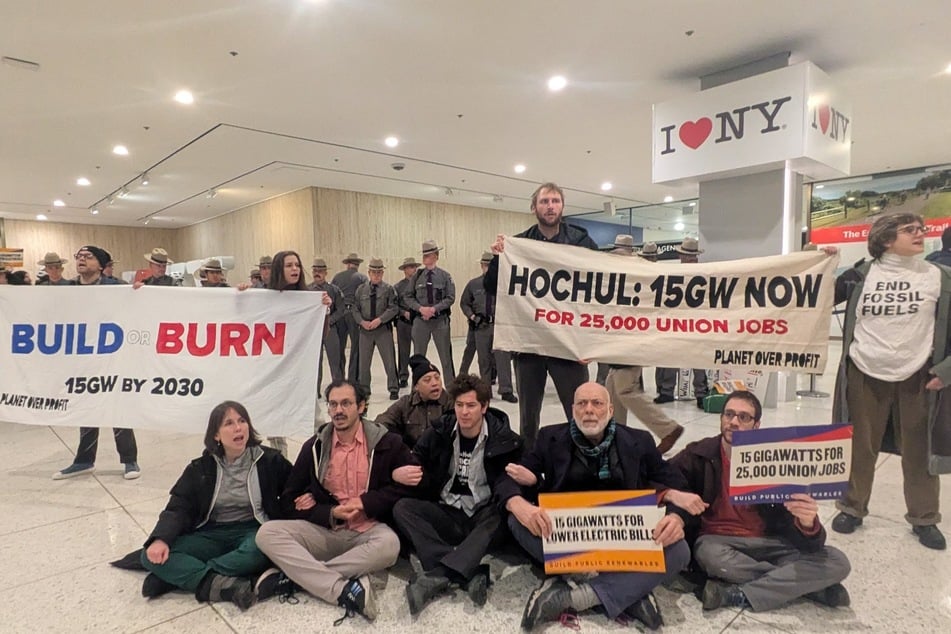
left=140, top=401, right=293, bottom=609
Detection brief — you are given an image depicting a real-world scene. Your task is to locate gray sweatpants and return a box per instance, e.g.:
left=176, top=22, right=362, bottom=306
left=694, top=534, right=850, bottom=611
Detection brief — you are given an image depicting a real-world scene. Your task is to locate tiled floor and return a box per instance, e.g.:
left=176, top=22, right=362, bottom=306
left=4, top=339, right=949, bottom=633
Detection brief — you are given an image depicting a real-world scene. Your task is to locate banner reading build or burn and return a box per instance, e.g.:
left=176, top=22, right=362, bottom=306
left=494, top=238, right=838, bottom=371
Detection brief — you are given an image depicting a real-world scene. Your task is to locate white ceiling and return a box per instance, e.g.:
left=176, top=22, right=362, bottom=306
left=2, top=0, right=950, bottom=228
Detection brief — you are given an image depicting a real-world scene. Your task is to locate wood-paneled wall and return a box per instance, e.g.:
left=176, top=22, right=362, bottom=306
left=3, top=219, right=179, bottom=281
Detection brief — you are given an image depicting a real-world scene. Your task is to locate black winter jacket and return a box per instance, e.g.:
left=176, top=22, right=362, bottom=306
left=411, top=407, right=523, bottom=504
left=145, top=445, right=292, bottom=547
left=484, top=222, right=598, bottom=293
left=669, top=436, right=827, bottom=552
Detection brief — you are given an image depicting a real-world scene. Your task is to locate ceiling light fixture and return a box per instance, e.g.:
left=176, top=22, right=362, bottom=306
left=600, top=182, right=613, bottom=191
left=36, top=214, right=48, bottom=221
left=493, top=195, right=504, bottom=203
left=688, top=202, right=696, bottom=207
left=674, top=222, right=685, bottom=231
left=112, top=145, right=129, bottom=156
left=174, top=90, right=194, bottom=105
left=384, top=136, right=399, bottom=148
left=53, top=199, right=65, bottom=207
left=76, top=177, right=91, bottom=186
left=107, top=195, right=115, bottom=206
left=206, top=188, right=218, bottom=199
left=90, top=208, right=99, bottom=215
left=514, top=164, right=526, bottom=174
left=815, top=184, right=825, bottom=189
left=444, top=187, right=454, bottom=196
left=945, top=63, right=951, bottom=75
left=118, top=186, right=130, bottom=198
left=143, top=218, right=151, bottom=226
left=663, top=195, right=674, bottom=203
left=547, top=75, right=567, bottom=91
left=140, top=172, right=150, bottom=186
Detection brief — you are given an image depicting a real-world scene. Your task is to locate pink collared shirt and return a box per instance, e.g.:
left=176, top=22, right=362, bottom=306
left=323, top=423, right=376, bottom=533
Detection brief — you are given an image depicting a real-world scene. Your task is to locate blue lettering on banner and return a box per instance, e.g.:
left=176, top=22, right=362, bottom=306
left=11, top=323, right=124, bottom=355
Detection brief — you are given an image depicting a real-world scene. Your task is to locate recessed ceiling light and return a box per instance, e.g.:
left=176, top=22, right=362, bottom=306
left=76, top=177, right=91, bottom=186
left=600, top=182, right=613, bottom=191
left=688, top=202, right=696, bottom=207
left=514, top=164, right=526, bottom=174
left=674, top=222, right=685, bottom=231
left=90, top=208, right=99, bottom=215
left=53, top=199, right=65, bottom=207
left=174, top=90, right=194, bottom=105
left=36, top=214, right=47, bottom=221
left=384, top=136, right=399, bottom=148
left=815, top=184, right=825, bottom=189
left=113, top=145, right=129, bottom=156
left=547, top=75, right=567, bottom=91
left=663, top=195, right=674, bottom=203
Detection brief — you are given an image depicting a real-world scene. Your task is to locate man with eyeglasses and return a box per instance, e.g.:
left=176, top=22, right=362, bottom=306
left=53, top=246, right=139, bottom=481
left=666, top=390, right=851, bottom=613
left=497, top=382, right=690, bottom=631
left=830, top=213, right=950, bottom=551
left=255, top=379, right=414, bottom=625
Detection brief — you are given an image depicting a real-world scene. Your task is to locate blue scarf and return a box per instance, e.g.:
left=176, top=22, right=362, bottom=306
left=569, top=419, right=616, bottom=480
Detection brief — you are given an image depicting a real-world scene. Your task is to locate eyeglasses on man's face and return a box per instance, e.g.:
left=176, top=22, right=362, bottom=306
left=721, top=409, right=756, bottom=424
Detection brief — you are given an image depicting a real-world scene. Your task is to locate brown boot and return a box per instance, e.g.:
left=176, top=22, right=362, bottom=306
left=656, top=425, right=684, bottom=455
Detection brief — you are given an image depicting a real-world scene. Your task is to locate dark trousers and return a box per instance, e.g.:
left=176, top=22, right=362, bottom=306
left=458, top=329, right=478, bottom=375
left=75, top=427, right=137, bottom=464
left=338, top=311, right=361, bottom=383
left=393, top=499, right=502, bottom=580
left=396, top=319, right=414, bottom=383
left=655, top=367, right=708, bottom=399
left=319, top=324, right=344, bottom=393
left=514, top=353, right=588, bottom=450
left=507, top=515, right=690, bottom=619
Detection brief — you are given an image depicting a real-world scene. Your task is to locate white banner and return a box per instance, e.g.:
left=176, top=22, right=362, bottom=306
left=494, top=238, right=838, bottom=372
left=0, top=286, right=325, bottom=437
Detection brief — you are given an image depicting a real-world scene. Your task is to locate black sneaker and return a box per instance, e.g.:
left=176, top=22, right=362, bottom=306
left=406, top=571, right=451, bottom=615
left=702, top=580, right=749, bottom=611
left=141, top=573, right=176, bottom=598
left=465, top=564, right=491, bottom=607
left=805, top=583, right=851, bottom=607
left=831, top=512, right=863, bottom=534
left=389, top=391, right=399, bottom=400
left=521, top=576, right=571, bottom=631
left=653, top=394, right=674, bottom=404
left=500, top=392, right=519, bottom=404
left=625, top=592, right=664, bottom=630
left=335, top=576, right=377, bottom=625
left=696, top=396, right=705, bottom=409
left=399, top=379, right=408, bottom=388
left=913, top=524, right=947, bottom=550
left=255, top=567, right=298, bottom=603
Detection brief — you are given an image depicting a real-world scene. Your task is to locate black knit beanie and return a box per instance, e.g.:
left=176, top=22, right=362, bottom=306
left=409, top=354, right=439, bottom=387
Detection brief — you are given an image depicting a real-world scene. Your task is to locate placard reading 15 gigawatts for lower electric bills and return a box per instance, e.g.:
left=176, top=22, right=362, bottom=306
left=729, top=424, right=853, bottom=505
left=539, top=490, right=666, bottom=574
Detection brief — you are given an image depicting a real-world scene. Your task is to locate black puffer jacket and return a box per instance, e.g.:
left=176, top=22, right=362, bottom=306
left=484, top=222, right=597, bottom=293
left=145, top=445, right=292, bottom=547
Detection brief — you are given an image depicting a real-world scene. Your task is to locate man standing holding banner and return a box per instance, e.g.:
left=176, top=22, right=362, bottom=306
left=667, top=391, right=851, bottom=612
left=486, top=182, right=597, bottom=449
left=496, top=382, right=690, bottom=630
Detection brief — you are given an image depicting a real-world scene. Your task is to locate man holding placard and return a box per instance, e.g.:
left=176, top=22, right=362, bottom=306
left=667, top=391, right=851, bottom=613
left=496, top=382, right=690, bottom=631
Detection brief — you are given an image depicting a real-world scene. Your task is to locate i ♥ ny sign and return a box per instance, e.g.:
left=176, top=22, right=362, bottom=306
left=652, top=62, right=851, bottom=185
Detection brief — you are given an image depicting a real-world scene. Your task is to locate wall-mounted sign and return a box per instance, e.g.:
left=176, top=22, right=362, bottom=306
left=653, top=62, right=851, bottom=185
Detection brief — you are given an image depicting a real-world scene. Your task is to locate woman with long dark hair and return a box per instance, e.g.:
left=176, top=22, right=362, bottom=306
left=140, top=401, right=293, bottom=608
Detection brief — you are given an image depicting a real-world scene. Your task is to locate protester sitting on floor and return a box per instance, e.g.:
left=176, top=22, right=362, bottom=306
left=496, top=382, right=691, bottom=631
left=666, top=390, right=852, bottom=612
left=391, top=373, right=523, bottom=615
left=139, top=401, right=293, bottom=610
left=376, top=354, right=453, bottom=448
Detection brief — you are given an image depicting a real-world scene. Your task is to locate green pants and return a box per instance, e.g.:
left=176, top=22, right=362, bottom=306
left=140, top=521, right=269, bottom=592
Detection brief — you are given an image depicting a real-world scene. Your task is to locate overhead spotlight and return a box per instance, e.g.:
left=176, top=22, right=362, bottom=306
left=514, top=164, right=526, bottom=174
left=444, top=187, right=453, bottom=196
left=674, top=221, right=685, bottom=231
left=601, top=182, right=613, bottom=192
left=53, top=199, right=65, bottom=207
left=140, top=172, right=150, bottom=186
left=118, top=186, right=130, bottom=198
left=143, top=218, right=151, bottom=226
left=36, top=214, right=48, bottom=221
left=547, top=75, right=567, bottom=91
left=815, top=184, right=825, bottom=189
left=688, top=202, right=696, bottom=207
left=76, top=177, right=91, bottom=186
left=493, top=195, right=504, bottom=203
left=206, top=188, right=218, bottom=198
left=663, top=195, right=674, bottom=203
left=107, top=194, right=116, bottom=206
left=174, top=89, right=194, bottom=105
left=112, top=144, right=129, bottom=156
left=90, top=208, right=99, bottom=215
left=384, top=136, right=399, bottom=148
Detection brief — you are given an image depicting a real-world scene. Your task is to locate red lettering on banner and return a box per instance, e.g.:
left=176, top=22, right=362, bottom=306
left=811, top=218, right=951, bottom=246
left=155, top=322, right=287, bottom=357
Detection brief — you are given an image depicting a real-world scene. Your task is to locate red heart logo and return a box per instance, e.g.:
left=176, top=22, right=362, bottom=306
left=678, top=118, right=712, bottom=150
left=818, top=105, right=831, bottom=134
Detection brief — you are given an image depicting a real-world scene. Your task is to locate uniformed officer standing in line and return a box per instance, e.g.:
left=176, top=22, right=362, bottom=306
left=134, top=248, right=176, bottom=287
left=309, top=257, right=345, bottom=392
left=353, top=258, right=401, bottom=400
left=484, top=182, right=598, bottom=450
left=252, top=255, right=272, bottom=289
left=394, top=256, right=421, bottom=388
left=332, top=253, right=370, bottom=383
left=200, top=258, right=230, bottom=287
left=460, top=252, right=517, bottom=403
left=402, top=240, right=455, bottom=381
